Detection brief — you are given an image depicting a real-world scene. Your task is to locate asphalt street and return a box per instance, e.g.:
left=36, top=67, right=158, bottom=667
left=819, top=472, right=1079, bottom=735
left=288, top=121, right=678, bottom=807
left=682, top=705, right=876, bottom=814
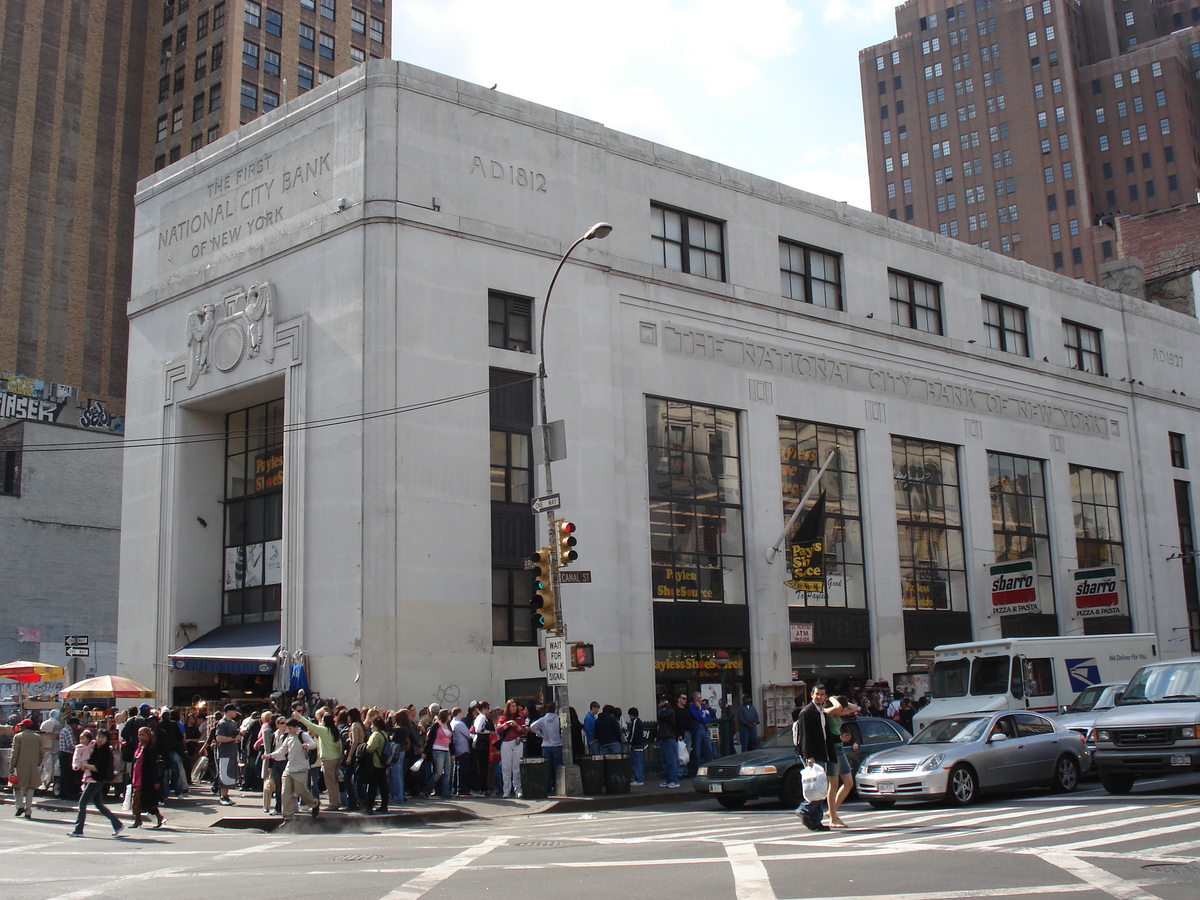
left=1, top=776, right=1197, bottom=900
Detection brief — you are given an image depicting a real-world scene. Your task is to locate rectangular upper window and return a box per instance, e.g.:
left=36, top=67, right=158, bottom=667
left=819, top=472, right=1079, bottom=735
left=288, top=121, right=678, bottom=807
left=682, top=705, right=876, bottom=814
left=1171, top=432, right=1188, bottom=469
left=890, top=270, right=943, bottom=335
left=983, top=297, right=1028, bottom=356
left=1063, top=320, right=1103, bottom=374
left=488, top=290, right=533, bottom=353
left=650, top=203, right=725, bottom=282
left=244, top=1, right=261, bottom=28
left=779, top=240, right=842, bottom=309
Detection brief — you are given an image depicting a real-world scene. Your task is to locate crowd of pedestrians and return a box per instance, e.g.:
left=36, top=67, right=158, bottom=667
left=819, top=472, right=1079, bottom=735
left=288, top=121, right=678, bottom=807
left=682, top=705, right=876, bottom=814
left=5, top=692, right=670, bottom=832
left=8, top=684, right=924, bottom=835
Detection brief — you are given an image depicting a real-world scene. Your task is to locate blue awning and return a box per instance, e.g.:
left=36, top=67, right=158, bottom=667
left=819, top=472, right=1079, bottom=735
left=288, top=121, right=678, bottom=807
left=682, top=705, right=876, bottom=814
left=169, top=621, right=280, bottom=675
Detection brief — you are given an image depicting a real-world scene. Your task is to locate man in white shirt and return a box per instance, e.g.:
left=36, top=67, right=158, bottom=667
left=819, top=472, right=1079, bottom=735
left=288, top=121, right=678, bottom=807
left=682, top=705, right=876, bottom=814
left=469, top=701, right=492, bottom=797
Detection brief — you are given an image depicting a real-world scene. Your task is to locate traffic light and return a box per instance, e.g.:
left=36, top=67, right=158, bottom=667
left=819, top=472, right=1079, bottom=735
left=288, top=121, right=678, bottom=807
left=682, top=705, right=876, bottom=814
left=569, top=642, right=594, bottom=670
left=531, top=547, right=552, bottom=588
left=556, top=520, right=578, bottom=568
left=531, top=584, right=556, bottom=631
left=530, top=547, right=556, bottom=631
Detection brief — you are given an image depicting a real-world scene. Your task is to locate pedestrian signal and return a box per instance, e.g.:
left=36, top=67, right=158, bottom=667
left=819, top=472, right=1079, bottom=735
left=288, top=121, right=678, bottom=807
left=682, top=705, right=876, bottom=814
left=569, top=642, right=594, bottom=670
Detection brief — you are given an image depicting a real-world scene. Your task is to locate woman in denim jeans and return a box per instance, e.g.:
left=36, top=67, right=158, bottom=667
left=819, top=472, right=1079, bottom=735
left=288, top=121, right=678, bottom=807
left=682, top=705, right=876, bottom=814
left=428, top=709, right=454, bottom=799
left=387, top=709, right=419, bottom=803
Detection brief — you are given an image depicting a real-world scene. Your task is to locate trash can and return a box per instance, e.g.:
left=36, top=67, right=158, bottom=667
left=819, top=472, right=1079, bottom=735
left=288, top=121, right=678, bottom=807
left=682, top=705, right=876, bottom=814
left=578, top=756, right=606, bottom=795
left=519, top=757, right=550, bottom=800
left=602, top=754, right=631, bottom=794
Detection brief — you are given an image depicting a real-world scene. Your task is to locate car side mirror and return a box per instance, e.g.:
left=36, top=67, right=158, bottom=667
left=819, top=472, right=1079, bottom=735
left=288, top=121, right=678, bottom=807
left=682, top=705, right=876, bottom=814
left=1060, top=704, right=1069, bottom=713
left=988, top=733, right=1008, bottom=743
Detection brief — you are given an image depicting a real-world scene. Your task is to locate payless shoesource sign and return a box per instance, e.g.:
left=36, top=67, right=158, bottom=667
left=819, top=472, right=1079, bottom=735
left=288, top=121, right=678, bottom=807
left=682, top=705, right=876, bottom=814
left=1070, top=564, right=1127, bottom=618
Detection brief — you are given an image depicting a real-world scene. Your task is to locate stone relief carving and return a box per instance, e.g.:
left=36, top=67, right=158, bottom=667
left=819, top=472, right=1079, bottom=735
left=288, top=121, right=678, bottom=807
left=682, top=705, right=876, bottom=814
left=185, top=282, right=276, bottom=389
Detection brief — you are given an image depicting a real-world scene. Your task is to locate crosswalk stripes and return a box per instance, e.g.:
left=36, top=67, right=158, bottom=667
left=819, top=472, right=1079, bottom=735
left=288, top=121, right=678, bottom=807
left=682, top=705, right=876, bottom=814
left=502, top=792, right=1200, bottom=862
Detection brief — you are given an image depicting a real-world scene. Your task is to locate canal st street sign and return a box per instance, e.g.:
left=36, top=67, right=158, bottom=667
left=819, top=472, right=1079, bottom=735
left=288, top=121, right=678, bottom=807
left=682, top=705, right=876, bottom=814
left=987, top=559, right=1042, bottom=616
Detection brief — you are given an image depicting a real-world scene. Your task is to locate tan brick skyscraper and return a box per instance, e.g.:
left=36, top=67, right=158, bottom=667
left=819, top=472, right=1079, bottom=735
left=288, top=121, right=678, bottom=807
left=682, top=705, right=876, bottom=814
left=861, top=0, right=1200, bottom=286
left=0, top=0, right=391, bottom=411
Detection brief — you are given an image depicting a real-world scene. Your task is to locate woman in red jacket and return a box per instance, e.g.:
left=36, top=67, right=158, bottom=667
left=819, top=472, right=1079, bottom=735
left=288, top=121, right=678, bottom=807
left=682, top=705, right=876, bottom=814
left=496, top=699, right=528, bottom=798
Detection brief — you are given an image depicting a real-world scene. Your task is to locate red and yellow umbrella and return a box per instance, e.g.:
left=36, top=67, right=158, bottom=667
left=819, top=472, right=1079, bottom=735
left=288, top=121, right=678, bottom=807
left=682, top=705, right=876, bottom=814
left=58, top=675, right=156, bottom=700
left=0, top=660, right=65, bottom=684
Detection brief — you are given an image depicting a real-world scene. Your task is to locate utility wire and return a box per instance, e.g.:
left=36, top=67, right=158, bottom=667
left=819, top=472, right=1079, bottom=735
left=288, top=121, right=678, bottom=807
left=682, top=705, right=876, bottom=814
left=12, top=374, right=539, bottom=454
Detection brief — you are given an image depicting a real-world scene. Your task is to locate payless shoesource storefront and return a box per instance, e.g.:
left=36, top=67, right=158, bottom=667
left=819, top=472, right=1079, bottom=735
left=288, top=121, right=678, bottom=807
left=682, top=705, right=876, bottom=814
left=653, top=649, right=748, bottom=708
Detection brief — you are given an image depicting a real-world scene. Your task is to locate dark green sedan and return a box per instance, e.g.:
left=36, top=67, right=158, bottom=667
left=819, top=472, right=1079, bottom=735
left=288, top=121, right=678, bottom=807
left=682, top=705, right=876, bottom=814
left=694, top=716, right=912, bottom=809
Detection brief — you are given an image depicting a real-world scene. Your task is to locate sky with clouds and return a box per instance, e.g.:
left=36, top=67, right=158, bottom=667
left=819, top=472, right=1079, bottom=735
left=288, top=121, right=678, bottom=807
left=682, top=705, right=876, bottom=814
left=392, top=0, right=901, bottom=212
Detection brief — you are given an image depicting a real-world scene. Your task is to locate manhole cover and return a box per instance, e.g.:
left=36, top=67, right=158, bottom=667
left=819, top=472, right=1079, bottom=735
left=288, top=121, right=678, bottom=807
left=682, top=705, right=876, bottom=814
left=1142, top=863, right=1200, bottom=877
left=333, top=854, right=385, bottom=862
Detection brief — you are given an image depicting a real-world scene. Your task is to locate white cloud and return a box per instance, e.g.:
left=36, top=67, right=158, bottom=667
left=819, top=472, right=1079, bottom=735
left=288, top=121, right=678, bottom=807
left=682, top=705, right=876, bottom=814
left=395, top=0, right=803, bottom=101
left=780, top=142, right=872, bottom=210
left=822, top=0, right=897, bottom=25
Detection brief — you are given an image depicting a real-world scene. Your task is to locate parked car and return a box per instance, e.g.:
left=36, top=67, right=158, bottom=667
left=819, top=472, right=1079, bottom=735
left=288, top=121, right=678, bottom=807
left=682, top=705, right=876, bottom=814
left=854, top=711, right=1087, bottom=807
left=1055, top=682, right=1126, bottom=772
left=694, top=716, right=911, bottom=809
left=1092, top=655, right=1200, bottom=795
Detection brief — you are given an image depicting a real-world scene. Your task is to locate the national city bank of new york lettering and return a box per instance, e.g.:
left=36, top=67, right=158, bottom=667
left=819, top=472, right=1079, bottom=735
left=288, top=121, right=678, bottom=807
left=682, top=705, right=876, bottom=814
left=118, top=61, right=1200, bottom=713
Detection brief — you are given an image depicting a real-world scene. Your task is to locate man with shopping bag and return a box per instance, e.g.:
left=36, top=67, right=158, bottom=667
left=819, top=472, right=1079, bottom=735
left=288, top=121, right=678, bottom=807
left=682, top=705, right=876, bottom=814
left=793, top=684, right=834, bottom=832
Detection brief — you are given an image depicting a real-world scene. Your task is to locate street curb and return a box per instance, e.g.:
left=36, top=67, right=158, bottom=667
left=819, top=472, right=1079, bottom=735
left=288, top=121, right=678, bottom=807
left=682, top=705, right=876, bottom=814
left=3, top=782, right=709, bottom=831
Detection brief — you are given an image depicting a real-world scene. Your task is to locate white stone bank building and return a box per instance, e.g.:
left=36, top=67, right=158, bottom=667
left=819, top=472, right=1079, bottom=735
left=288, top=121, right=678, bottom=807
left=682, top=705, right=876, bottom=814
left=119, top=61, right=1200, bottom=714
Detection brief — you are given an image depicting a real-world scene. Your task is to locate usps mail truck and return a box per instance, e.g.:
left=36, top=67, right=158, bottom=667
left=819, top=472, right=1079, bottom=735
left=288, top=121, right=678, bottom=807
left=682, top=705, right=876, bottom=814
left=912, top=634, right=1158, bottom=731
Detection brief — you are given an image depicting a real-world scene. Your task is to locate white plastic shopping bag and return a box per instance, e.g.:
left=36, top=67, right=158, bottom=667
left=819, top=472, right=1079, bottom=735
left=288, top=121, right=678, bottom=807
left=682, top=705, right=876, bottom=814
left=800, top=762, right=828, bottom=802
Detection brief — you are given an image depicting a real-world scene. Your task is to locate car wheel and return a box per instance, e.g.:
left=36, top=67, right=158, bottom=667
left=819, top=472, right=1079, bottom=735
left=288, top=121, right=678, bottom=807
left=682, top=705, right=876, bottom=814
left=867, top=799, right=896, bottom=810
left=1052, top=755, right=1079, bottom=793
left=1099, top=772, right=1135, bottom=795
left=717, top=796, right=746, bottom=810
left=947, top=764, right=977, bottom=806
left=780, top=769, right=802, bottom=808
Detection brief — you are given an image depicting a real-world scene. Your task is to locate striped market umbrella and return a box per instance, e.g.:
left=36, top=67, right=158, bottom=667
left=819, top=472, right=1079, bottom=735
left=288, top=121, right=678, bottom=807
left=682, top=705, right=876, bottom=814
left=58, top=675, right=156, bottom=700
left=0, top=660, right=65, bottom=684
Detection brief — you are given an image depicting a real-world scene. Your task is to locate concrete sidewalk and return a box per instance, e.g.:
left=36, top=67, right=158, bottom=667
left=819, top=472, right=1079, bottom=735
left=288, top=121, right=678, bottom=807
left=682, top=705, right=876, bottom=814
left=3, top=781, right=707, bottom=833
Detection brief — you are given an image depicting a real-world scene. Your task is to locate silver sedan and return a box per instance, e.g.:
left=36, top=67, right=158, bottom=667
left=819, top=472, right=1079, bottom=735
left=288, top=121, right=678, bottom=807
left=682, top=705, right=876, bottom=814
left=854, top=711, right=1088, bottom=807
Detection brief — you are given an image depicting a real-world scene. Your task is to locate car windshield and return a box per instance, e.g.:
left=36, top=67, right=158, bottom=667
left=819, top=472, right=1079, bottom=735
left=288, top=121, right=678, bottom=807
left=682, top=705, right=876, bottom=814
left=931, top=658, right=969, bottom=697
left=911, top=716, right=991, bottom=744
left=1118, top=662, right=1200, bottom=704
left=1064, top=685, right=1105, bottom=713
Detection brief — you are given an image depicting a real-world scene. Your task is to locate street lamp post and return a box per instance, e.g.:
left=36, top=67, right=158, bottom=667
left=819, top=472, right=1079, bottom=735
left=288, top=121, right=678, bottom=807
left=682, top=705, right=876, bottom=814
left=537, top=221, right=612, bottom=796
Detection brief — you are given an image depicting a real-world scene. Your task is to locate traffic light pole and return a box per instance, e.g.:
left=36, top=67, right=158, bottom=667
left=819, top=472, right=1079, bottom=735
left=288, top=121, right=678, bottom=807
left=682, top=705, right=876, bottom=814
left=536, top=359, right=581, bottom=796
left=534, top=223, right=612, bottom=797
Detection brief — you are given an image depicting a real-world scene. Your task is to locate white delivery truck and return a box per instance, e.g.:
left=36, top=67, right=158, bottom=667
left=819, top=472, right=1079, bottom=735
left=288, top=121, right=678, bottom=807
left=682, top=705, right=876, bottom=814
left=912, top=634, right=1158, bottom=731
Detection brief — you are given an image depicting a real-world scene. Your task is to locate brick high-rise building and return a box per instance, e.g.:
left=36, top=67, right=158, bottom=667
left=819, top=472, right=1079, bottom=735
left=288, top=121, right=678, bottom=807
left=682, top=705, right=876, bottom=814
left=861, top=0, right=1200, bottom=287
left=0, top=0, right=391, bottom=413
